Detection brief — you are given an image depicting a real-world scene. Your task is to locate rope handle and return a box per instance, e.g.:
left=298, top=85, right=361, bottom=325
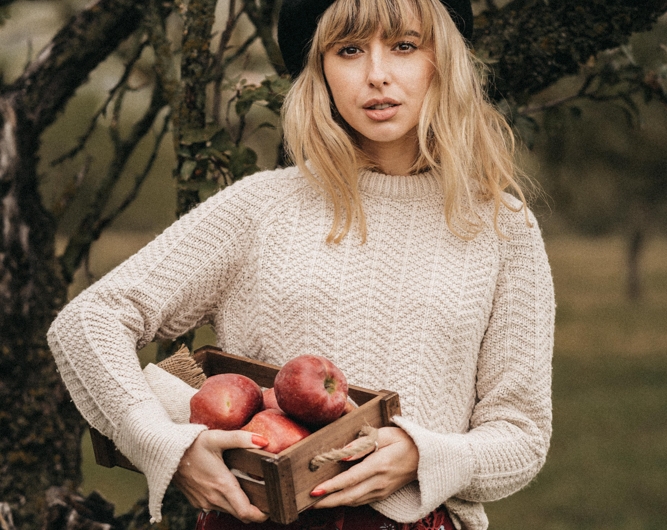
left=309, top=425, right=378, bottom=471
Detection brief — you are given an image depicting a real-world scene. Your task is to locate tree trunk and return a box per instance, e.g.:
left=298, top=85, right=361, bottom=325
left=0, top=95, right=84, bottom=530
left=626, top=204, right=648, bottom=301
left=0, top=1, right=149, bottom=527
left=155, top=0, right=218, bottom=364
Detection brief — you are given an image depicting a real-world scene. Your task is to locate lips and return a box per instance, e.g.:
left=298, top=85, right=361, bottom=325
left=363, top=98, right=400, bottom=121
left=366, top=102, right=395, bottom=110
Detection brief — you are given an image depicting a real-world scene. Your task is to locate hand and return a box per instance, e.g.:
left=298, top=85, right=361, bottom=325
left=309, top=426, right=419, bottom=508
left=172, top=429, right=270, bottom=523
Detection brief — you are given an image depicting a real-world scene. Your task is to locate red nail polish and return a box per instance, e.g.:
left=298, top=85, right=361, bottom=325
left=251, top=434, right=269, bottom=447
left=310, top=489, right=327, bottom=497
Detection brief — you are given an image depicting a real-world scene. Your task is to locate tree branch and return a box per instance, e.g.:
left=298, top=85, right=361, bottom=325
left=59, top=82, right=168, bottom=282
left=50, top=38, right=149, bottom=167
left=212, top=0, right=244, bottom=123
left=6, top=0, right=149, bottom=136
left=473, top=0, right=667, bottom=103
left=242, top=0, right=287, bottom=76
left=94, top=109, right=172, bottom=238
left=51, top=156, right=92, bottom=220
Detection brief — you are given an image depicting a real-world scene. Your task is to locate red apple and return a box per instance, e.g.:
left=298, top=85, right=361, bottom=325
left=241, top=409, right=311, bottom=454
left=273, top=354, right=348, bottom=426
left=190, top=373, right=263, bottom=430
left=262, top=387, right=282, bottom=412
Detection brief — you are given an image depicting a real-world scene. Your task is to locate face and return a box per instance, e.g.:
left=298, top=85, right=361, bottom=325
left=322, top=18, right=435, bottom=166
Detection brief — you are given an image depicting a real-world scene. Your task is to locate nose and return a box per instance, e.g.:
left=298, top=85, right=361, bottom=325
left=366, top=49, right=390, bottom=88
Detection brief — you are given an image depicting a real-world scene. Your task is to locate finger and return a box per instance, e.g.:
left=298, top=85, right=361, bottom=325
left=310, top=453, right=378, bottom=498
left=339, top=425, right=400, bottom=462
left=222, top=490, right=269, bottom=523
left=312, top=473, right=385, bottom=508
left=174, top=430, right=270, bottom=522
left=314, top=429, right=395, bottom=493
left=202, top=494, right=269, bottom=523
left=211, top=482, right=269, bottom=523
left=199, top=432, right=270, bottom=521
left=340, top=438, right=378, bottom=462
left=203, top=429, right=269, bottom=451
left=188, top=459, right=269, bottom=522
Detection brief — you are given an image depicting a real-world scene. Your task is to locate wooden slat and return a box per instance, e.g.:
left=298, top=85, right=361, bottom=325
left=379, top=391, right=402, bottom=424
left=224, top=447, right=271, bottom=478
left=193, top=346, right=279, bottom=388
left=348, top=383, right=381, bottom=405
left=262, top=455, right=298, bottom=524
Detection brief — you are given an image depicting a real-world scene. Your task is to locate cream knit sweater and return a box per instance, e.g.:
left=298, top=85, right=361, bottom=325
left=47, top=167, right=555, bottom=530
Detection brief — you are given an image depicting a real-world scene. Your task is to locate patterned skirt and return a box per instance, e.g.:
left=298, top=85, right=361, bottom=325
left=195, top=504, right=455, bottom=530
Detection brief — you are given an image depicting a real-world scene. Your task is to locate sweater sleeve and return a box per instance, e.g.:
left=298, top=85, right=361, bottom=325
left=46, top=174, right=272, bottom=523
left=375, top=207, right=555, bottom=522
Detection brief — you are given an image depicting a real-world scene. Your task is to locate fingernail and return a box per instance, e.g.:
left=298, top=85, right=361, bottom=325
left=341, top=456, right=352, bottom=462
left=252, top=434, right=269, bottom=447
left=310, top=489, right=327, bottom=497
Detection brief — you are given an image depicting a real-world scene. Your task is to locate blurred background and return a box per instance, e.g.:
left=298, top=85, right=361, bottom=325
left=0, top=0, right=665, bottom=529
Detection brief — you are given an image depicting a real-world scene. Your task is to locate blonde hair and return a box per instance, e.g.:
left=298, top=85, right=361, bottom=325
left=281, top=0, right=528, bottom=243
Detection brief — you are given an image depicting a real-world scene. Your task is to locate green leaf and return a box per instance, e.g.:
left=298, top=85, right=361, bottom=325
left=235, top=97, right=254, bottom=117
left=180, top=160, right=198, bottom=181
left=229, top=146, right=259, bottom=179
left=180, top=125, right=222, bottom=145
left=177, top=179, right=206, bottom=191
left=197, top=180, right=223, bottom=202
left=197, top=147, right=230, bottom=164
left=209, top=128, right=234, bottom=152
left=177, top=147, right=193, bottom=158
left=221, top=75, right=242, bottom=91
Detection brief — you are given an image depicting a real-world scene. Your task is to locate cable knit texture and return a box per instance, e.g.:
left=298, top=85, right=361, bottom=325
left=47, top=166, right=555, bottom=529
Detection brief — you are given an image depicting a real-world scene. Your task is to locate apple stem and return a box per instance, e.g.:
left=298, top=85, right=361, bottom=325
left=324, top=377, right=336, bottom=394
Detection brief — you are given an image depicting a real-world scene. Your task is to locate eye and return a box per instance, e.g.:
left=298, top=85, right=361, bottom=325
left=336, top=45, right=362, bottom=57
left=394, top=41, right=418, bottom=53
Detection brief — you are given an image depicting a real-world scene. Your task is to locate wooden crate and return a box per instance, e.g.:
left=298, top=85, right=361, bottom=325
left=90, top=345, right=401, bottom=524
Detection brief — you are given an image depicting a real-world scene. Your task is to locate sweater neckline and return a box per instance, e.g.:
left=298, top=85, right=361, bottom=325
left=358, top=169, right=442, bottom=199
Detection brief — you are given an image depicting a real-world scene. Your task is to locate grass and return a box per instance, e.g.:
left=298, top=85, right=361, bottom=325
left=545, top=236, right=667, bottom=358
left=76, top=233, right=667, bottom=527
left=485, top=235, right=667, bottom=529
left=485, top=353, right=667, bottom=529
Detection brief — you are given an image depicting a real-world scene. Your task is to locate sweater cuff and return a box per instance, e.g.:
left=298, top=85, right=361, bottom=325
left=372, top=416, right=474, bottom=523
left=113, top=400, right=207, bottom=523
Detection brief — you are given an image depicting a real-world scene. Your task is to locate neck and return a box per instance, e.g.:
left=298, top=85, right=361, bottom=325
left=359, top=134, right=420, bottom=176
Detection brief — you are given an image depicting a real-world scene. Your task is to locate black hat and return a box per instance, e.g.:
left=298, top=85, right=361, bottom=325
left=278, top=0, right=474, bottom=79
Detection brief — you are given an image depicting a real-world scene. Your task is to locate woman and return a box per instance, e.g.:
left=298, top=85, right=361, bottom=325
left=47, top=0, right=555, bottom=529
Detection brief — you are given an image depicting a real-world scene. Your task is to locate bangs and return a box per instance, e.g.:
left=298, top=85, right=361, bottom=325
left=315, top=0, right=435, bottom=52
